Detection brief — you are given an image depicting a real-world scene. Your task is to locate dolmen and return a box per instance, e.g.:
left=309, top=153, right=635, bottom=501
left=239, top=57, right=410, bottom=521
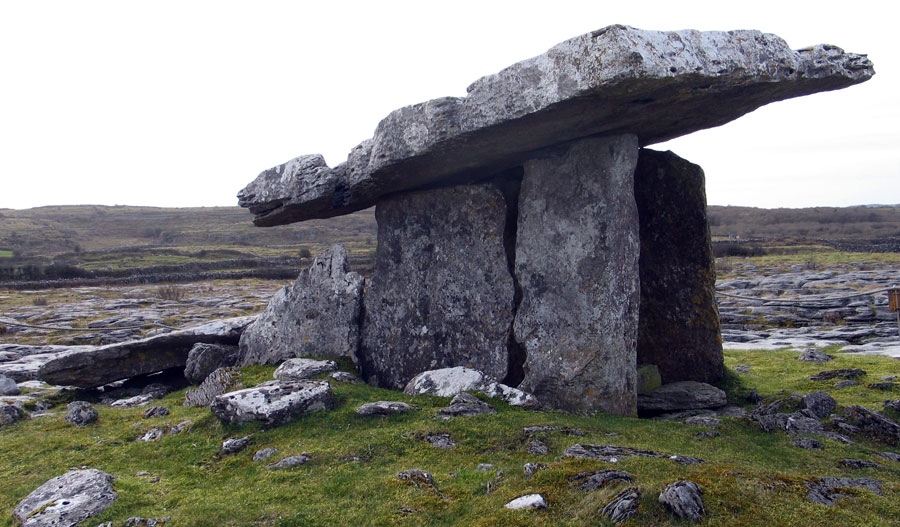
left=237, top=25, right=873, bottom=415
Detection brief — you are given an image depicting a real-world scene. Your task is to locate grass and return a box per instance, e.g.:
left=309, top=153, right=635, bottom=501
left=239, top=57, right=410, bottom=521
left=0, top=250, right=12, bottom=258
left=2, top=351, right=900, bottom=526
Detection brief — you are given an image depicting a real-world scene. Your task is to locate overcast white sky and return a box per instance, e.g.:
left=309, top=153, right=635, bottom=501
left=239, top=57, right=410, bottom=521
left=1, top=0, right=896, bottom=210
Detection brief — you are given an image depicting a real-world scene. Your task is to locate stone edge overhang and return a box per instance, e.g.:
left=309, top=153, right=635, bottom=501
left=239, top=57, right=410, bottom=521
left=237, top=24, right=874, bottom=226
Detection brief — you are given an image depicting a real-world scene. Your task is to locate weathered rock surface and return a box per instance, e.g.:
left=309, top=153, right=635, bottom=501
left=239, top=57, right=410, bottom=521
left=563, top=443, right=667, bottom=462
left=239, top=245, right=363, bottom=366
left=571, top=470, right=634, bottom=491
left=600, top=487, right=640, bottom=523
left=13, top=469, right=117, bottom=527
left=359, top=184, right=515, bottom=389
left=143, top=406, right=170, bottom=419
left=843, top=405, right=900, bottom=445
left=0, top=374, right=19, bottom=395
left=424, top=433, right=455, bottom=449
left=809, top=368, right=866, bottom=381
left=273, top=358, right=338, bottom=381
left=211, top=380, right=334, bottom=426
left=504, top=494, right=547, bottom=510
left=659, top=480, right=705, bottom=522
left=253, top=448, right=279, bottom=461
left=799, top=349, right=834, bottom=363
left=638, top=381, right=727, bottom=413
left=806, top=477, right=882, bottom=505
left=514, top=135, right=639, bottom=414
left=800, top=391, right=837, bottom=419
left=183, top=367, right=242, bottom=408
left=266, top=454, right=310, bottom=470
left=222, top=436, right=251, bottom=455
left=634, top=148, right=723, bottom=384
left=356, top=401, right=417, bottom=416
left=184, top=343, right=239, bottom=384
left=403, top=367, right=538, bottom=407
left=239, top=26, right=873, bottom=225
left=38, top=316, right=255, bottom=388
left=437, top=392, right=497, bottom=419
left=0, top=403, right=26, bottom=426
left=65, top=401, right=98, bottom=427
left=397, top=469, right=436, bottom=489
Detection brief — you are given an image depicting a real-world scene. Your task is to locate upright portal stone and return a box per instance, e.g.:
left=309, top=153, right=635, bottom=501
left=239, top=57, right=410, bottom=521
left=359, top=183, right=515, bottom=389
left=239, top=245, right=363, bottom=365
left=634, top=149, right=723, bottom=384
left=514, top=135, right=640, bottom=415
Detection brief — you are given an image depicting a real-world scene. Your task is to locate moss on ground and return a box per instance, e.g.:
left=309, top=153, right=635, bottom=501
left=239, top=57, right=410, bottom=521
left=1, top=350, right=899, bottom=526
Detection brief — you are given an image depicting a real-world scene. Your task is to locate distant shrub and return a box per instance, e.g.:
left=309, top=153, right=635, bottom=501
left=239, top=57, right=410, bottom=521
left=156, top=284, right=187, bottom=301
left=298, top=248, right=312, bottom=259
left=32, top=296, right=49, bottom=306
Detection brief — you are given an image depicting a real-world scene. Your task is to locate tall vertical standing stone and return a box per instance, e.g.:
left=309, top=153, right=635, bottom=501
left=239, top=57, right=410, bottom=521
left=359, top=183, right=516, bottom=389
left=514, top=135, right=640, bottom=415
left=634, top=149, right=724, bottom=384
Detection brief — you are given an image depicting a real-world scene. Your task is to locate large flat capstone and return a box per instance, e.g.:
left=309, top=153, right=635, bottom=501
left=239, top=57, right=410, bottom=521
left=238, top=25, right=873, bottom=226
left=634, top=149, right=724, bottom=384
left=38, top=316, right=255, bottom=388
left=513, top=134, right=640, bottom=415
left=239, top=244, right=364, bottom=366
left=359, top=182, right=515, bottom=389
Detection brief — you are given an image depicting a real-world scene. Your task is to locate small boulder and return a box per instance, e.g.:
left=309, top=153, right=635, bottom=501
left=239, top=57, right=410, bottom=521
left=523, top=463, right=547, bottom=479
left=169, top=420, right=192, bottom=434
left=659, top=480, right=705, bottom=522
left=183, top=367, right=242, bottom=408
left=110, top=395, right=154, bottom=408
left=840, top=458, right=881, bottom=469
left=504, top=494, right=547, bottom=510
left=798, top=349, right=833, bottom=363
left=800, top=391, right=837, bottom=419
left=356, top=401, right=417, bottom=416
left=404, top=367, right=538, bottom=407
left=835, top=380, right=859, bottom=389
left=809, top=369, right=866, bottom=381
left=793, top=438, right=824, bottom=450
left=600, top=487, right=640, bottom=523
left=0, top=403, right=26, bottom=426
left=65, top=401, right=98, bottom=427
left=844, top=405, right=900, bottom=445
left=184, top=343, right=239, bottom=384
left=424, top=433, right=455, bottom=449
left=571, top=470, right=634, bottom=491
left=397, top=469, right=436, bottom=489
left=867, top=382, right=897, bottom=391
left=253, top=448, right=279, bottom=462
left=875, top=452, right=900, bottom=463
left=884, top=400, right=900, bottom=412
left=222, top=436, right=251, bottom=455
left=137, top=428, right=164, bottom=442
left=143, top=406, right=170, bottom=419
left=13, top=469, right=117, bottom=527
left=437, top=393, right=496, bottom=419
left=638, top=381, right=727, bottom=413
left=684, top=416, right=721, bottom=429
left=211, top=380, right=334, bottom=426
left=806, top=477, right=882, bottom=505
left=0, top=374, right=20, bottom=395
left=273, top=358, right=338, bottom=381
left=525, top=440, right=548, bottom=455
left=330, top=371, right=362, bottom=383
left=266, top=454, right=310, bottom=470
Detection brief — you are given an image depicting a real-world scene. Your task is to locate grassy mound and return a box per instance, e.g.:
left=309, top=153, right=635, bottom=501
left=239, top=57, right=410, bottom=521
left=1, top=350, right=899, bottom=526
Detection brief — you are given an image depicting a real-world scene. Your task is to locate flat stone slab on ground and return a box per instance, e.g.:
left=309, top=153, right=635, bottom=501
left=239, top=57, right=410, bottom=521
left=13, top=469, right=117, bottom=527
left=638, top=381, right=727, bottom=412
left=211, top=380, right=334, bottom=426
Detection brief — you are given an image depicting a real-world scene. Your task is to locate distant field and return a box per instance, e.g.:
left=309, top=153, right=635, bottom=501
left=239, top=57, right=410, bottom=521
left=0, top=250, right=11, bottom=258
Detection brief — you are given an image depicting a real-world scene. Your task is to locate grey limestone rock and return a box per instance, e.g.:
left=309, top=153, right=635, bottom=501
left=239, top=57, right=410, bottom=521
left=638, top=381, right=727, bottom=413
left=793, top=438, right=824, bottom=450
left=600, top=487, right=640, bottom=523
left=330, top=371, right=362, bottom=383
left=169, top=420, right=192, bottom=434
left=184, top=343, right=239, bottom=384
left=840, top=458, right=881, bottom=469
left=801, top=391, right=837, bottom=419
left=835, top=380, right=859, bottom=389
left=65, top=401, right=98, bottom=427
left=523, top=462, right=547, bottom=479
left=806, top=477, right=882, bottom=505
left=110, top=395, right=154, bottom=408
left=563, top=443, right=666, bottom=463
left=504, top=494, right=547, bottom=510
left=525, top=440, right=548, bottom=455
left=684, top=416, right=721, bottom=429
left=571, top=470, right=634, bottom=491
left=403, top=367, right=538, bottom=407
left=424, top=433, right=455, bottom=449
left=0, top=374, right=19, bottom=395
left=514, top=135, right=639, bottom=415
left=843, top=405, right=900, bottom=445
left=38, top=316, right=255, bottom=388
left=183, top=367, right=242, bottom=408
left=359, top=184, right=515, bottom=390
left=274, top=358, right=338, bottom=381
left=809, top=368, right=866, bottom=381
left=397, top=469, right=436, bottom=489
left=13, top=469, right=117, bottom=527
left=0, top=403, right=26, bottom=427
left=143, top=406, right=170, bottom=419
left=266, top=454, right=310, bottom=470
left=253, top=448, right=279, bottom=461
left=137, top=428, right=164, bottom=442
left=437, top=392, right=496, bottom=419
left=634, top=149, right=723, bottom=385
left=799, top=349, right=834, bottom=363
left=211, top=380, right=334, bottom=426
left=222, top=436, right=251, bottom=455
left=523, top=425, right=585, bottom=436
left=239, top=26, right=873, bottom=226
left=355, top=401, right=417, bottom=416
left=884, top=399, right=900, bottom=412
left=124, top=518, right=169, bottom=526
left=239, top=245, right=363, bottom=366
left=659, top=480, right=705, bottom=522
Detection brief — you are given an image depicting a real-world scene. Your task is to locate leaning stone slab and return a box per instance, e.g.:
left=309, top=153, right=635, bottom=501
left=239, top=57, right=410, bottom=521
left=13, top=469, right=117, bottom=527
left=638, top=382, right=727, bottom=413
left=211, top=380, right=334, bottom=426
left=38, top=316, right=255, bottom=388
left=601, top=487, right=641, bottom=523
left=843, top=405, right=900, bottom=445
left=659, top=480, right=705, bottom=522
left=634, top=149, right=723, bottom=384
left=238, top=25, right=872, bottom=225
left=183, top=367, right=242, bottom=408
left=359, top=184, right=515, bottom=389
left=239, top=245, right=363, bottom=366
left=403, top=367, right=538, bottom=407
left=514, top=135, right=639, bottom=415
left=184, top=343, right=239, bottom=384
